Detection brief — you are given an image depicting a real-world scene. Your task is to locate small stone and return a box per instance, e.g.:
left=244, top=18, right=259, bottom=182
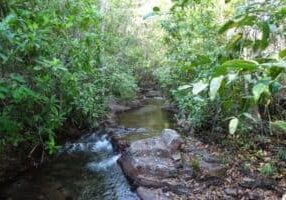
left=172, top=153, right=181, bottom=161
left=137, top=187, right=170, bottom=200
left=248, top=191, right=261, bottom=199
left=224, top=188, right=238, bottom=196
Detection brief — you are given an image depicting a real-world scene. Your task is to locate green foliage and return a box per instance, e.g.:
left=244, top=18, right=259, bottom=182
left=259, top=163, right=275, bottom=176
left=156, top=0, right=286, bottom=136
left=191, top=157, right=201, bottom=172
left=0, top=0, right=146, bottom=155
left=277, top=148, right=286, bottom=161
left=209, top=76, right=224, bottom=101
left=271, top=121, right=286, bottom=133
left=172, top=89, right=209, bottom=129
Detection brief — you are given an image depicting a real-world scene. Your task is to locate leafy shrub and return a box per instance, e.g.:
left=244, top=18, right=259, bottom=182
left=0, top=0, right=143, bottom=155
left=157, top=0, right=286, bottom=136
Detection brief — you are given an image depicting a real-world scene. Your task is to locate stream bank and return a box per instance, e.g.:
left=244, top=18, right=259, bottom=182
left=0, top=89, right=173, bottom=200
left=0, top=88, right=284, bottom=199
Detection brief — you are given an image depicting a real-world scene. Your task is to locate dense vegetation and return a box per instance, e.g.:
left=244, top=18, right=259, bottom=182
left=154, top=0, right=286, bottom=175
left=0, top=0, right=158, bottom=156
left=155, top=0, right=286, bottom=135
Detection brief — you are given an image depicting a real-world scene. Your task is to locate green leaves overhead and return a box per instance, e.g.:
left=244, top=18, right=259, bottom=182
left=160, top=0, right=286, bottom=138
left=219, top=12, right=272, bottom=51
left=209, top=76, right=224, bottom=101
left=218, top=15, right=257, bottom=34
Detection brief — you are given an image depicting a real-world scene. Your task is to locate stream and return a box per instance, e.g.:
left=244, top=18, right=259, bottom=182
left=0, top=98, right=174, bottom=200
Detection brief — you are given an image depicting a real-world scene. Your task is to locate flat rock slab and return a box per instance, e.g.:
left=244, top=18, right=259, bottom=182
left=117, top=129, right=226, bottom=196
left=119, top=129, right=183, bottom=188
left=183, top=138, right=227, bottom=178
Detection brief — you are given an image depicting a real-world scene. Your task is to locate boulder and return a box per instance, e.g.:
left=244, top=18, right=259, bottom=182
left=119, top=129, right=184, bottom=189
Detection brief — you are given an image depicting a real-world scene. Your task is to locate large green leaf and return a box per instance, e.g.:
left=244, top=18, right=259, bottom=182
left=229, top=117, right=239, bottom=134
left=178, top=85, right=191, bottom=91
left=219, top=15, right=256, bottom=36
left=209, top=76, right=224, bottom=101
left=214, top=59, right=259, bottom=76
left=271, top=120, right=286, bottom=133
left=271, top=120, right=286, bottom=132
left=237, top=15, right=256, bottom=26
left=252, top=82, right=269, bottom=102
left=261, top=62, right=286, bottom=78
left=261, top=62, right=286, bottom=69
left=242, top=113, right=258, bottom=122
left=218, top=20, right=236, bottom=34
left=192, top=80, right=208, bottom=95
left=279, top=49, right=286, bottom=59
left=222, top=59, right=259, bottom=70
left=226, top=33, right=243, bottom=50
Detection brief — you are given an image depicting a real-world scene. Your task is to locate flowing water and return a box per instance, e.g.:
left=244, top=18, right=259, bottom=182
left=0, top=97, right=173, bottom=200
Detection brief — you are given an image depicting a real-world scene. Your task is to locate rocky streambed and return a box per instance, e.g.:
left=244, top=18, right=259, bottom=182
left=0, top=93, right=283, bottom=199
left=107, top=97, right=228, bottom=199
left=110, top=128, right=227, bottom=199
left=110, top=96, right=284, bottom=199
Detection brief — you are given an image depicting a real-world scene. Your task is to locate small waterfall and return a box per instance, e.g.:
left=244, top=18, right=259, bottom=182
left=1, top=98, right=171, bottom=200
left=87, top=154, right=121, bottom=171
left=58, top=132, right=139, bottom=200
left=61, top=134, right=113, bottom=153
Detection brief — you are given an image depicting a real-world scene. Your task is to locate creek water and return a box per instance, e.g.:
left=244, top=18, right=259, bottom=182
left=0, top=98, right=174, bottom=200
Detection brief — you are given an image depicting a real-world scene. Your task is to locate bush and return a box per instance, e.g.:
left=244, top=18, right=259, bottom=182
left=156, top=0, right=286, bottom=136
left=0, top=0, right=142, bottom=155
